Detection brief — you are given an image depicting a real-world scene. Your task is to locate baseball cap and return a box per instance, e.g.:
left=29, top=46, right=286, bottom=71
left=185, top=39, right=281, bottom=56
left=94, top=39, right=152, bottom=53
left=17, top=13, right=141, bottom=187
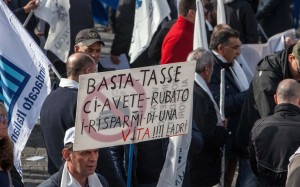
left=64, top=127, right=75, bottom=145
left=293, top=41, right=300, bottom=61
left=75, top=28, right=105, bottom=46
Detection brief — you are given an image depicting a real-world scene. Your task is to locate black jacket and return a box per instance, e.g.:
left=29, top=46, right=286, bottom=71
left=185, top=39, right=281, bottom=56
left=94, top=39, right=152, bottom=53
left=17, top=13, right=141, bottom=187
left=249, top=104, right=300, bottom=187
left=111, top=139, right=168, bottom=186
left=225, top=0, right=259, bottom=44
left=110, top=0, right=135, bottom=57
left=209, top=54, right=247, bottom=159
left=7, top=0, right=39, bottom=44
left=234, top=45, right=294, bottom=158
left=37, top=164, right=109, bottom=187
left=189, top=83, right=227, bottom=186
left=256, top=0, right=293, bottom=41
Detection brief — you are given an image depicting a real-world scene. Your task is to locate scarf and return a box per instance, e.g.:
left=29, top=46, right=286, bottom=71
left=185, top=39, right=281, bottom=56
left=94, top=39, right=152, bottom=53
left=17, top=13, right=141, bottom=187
left=194, top=73, right=222, bottom=126
left=212, top=51, right=249, bottom=91
left=60, top=162, right=103, bottom=187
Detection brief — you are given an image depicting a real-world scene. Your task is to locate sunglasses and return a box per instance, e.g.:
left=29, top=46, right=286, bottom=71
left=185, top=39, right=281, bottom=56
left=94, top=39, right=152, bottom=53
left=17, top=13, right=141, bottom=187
left=0, top=114, right=7, bottom=123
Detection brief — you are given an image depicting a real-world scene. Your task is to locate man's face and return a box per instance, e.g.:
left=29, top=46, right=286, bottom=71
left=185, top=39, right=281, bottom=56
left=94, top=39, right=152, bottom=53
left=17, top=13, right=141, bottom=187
left=68, top=149, right=99, bottom=178
left=288, top=54, right=300, bottom=81
left=219, top=37, right=241, bottom=62
left=75, top=42, right=102, bottom=63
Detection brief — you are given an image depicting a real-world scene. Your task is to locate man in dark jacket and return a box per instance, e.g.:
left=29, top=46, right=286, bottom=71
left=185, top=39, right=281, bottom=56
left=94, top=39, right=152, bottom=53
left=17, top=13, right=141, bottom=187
left=209, top=28, right=248, bottom=187
left=187, top=48, right=227, bottom=186
left=256, top=0, right=293, bottom=42
left=6, top=0, right=39, bottom=44
left=224, top=0, right=259, bottom=44
left=249, top=79, right=300, bottom=187
left=234, top=42, right=300, bottom=186
left=38, top=127, right=109, bottom=187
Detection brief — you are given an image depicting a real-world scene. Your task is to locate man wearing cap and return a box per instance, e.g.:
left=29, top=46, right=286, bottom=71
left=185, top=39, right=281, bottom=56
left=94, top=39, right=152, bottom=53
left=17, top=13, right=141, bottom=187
left=249, top=79, right=300, bottom=186
left=234, top=42, right=300, bottom=182
left=74, top=28, right=113, bottom=72
left=38, top=127, right=109, bottom=187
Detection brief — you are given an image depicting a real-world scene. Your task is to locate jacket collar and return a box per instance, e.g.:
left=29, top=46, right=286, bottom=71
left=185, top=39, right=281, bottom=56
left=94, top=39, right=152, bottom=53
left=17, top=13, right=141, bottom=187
left=274, top=103, right=300, bottom=115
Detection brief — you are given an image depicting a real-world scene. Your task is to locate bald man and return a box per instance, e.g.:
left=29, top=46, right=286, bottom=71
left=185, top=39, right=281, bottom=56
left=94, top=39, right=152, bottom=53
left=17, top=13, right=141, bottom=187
left=40, top=52, right=96, bottom=175
left=249, top=79, right=300, bottom=187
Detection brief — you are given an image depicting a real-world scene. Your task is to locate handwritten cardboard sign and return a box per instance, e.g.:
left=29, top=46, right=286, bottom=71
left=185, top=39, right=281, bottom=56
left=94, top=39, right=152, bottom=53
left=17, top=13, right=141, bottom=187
left=73, top=61, right=196, bottom=151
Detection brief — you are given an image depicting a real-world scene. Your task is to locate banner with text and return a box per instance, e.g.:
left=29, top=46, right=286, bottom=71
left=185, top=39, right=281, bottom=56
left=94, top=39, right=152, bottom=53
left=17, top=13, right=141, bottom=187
left=74, top=61, right=196, bottom=150
left=0, top=1, right=51, bottom=175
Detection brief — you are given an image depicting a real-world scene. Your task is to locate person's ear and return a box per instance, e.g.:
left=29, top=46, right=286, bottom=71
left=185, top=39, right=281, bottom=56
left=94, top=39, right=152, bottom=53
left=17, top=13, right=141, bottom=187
left=187, top=9, right=196, bottom=22
left=188, top=9, right=195, bottom=17
left=217, top=44, right=224, bottom=53
left=204, top=65, right=210, bottom=75
left=62, top=149, right=71, bottom=161
left=85, top=67, right=95, bottom=74
left=274, top=94, right=278, bottom=104
left=74, top=45, right=79, bottom=52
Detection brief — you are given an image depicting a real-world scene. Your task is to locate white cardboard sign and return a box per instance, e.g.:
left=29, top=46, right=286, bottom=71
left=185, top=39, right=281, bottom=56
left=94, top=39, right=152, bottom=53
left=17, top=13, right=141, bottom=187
left=73, top=61, right=196, bottom=151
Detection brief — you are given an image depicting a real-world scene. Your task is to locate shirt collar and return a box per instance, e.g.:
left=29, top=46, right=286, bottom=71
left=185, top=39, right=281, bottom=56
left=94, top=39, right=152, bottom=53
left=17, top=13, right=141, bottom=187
left=59, top=78, right=78, bottom=89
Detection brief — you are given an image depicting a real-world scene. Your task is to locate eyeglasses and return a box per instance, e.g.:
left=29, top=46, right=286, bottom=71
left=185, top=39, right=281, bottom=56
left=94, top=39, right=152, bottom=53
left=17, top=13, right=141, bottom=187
left=0, top=114, right=7, bottom=123
left=225, top=45, right=241, bottom=50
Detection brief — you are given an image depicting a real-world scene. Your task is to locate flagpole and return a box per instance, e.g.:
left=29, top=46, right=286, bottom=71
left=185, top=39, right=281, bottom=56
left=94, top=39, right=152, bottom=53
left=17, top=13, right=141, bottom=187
left=219, top=69, right=225, bottom=187
left=23, top=10, right=34, bottom=27
left=127, top=144, right=134, bottom=187
left=49, top=64, right=62, bottom=80
left=257, top=23, right=269, bottom=41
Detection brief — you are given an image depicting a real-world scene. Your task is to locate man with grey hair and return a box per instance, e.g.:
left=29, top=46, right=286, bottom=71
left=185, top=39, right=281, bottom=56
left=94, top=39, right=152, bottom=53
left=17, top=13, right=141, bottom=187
left=187, top=47, right=227, bottom=186
left=249, top=79, right=300, bottom=187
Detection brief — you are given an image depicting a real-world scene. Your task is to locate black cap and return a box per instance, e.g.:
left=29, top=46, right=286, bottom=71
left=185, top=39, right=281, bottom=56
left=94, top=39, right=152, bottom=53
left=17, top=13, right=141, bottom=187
left=75, top=28, right=105, bottom=46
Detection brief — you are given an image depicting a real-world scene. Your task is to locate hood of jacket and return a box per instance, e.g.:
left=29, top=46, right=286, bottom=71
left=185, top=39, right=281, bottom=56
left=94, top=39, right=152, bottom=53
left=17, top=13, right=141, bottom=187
left=256, top=45, right=294, bottom=79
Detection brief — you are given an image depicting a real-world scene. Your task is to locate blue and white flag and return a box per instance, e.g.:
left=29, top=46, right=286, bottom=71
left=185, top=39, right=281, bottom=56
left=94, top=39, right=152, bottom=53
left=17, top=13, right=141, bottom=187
left=0, top=1, right=51, bottom=175
left=34, top=0, right=71, bottom=62
left=129, top=0, right=170, bottom=63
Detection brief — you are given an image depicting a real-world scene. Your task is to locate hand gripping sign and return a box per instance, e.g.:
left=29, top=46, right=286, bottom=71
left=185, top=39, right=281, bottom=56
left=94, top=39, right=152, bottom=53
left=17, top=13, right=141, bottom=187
left=73, top=61, right=196, bottom=151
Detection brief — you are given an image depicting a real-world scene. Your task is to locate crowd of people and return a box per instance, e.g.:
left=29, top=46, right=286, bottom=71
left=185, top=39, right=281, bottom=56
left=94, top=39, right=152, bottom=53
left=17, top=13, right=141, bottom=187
left=1, top=0, right=300, bottom=186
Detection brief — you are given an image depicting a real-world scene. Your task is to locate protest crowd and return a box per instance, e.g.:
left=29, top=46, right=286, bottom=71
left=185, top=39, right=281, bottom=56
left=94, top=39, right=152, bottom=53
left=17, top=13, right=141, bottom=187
left=1, top=0, right=300, bottom=187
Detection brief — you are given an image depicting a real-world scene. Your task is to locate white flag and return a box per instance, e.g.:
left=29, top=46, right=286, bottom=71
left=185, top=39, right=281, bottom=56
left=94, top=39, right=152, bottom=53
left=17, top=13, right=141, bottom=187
left=0, top=1, right=51, bottom=175
left=157, top=104, right=193, bottom=187
left=193, top=0, right=208, bottom=50
left=217, top=0, right=226, bottom=24
left=34, top=0, right=71, bottom=62
left=129, top=0, right=170, bottom=63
